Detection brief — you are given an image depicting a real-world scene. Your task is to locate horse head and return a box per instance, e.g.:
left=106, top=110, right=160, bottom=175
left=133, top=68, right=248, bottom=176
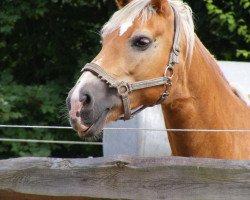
left=66, top=0, right=192, bottom=137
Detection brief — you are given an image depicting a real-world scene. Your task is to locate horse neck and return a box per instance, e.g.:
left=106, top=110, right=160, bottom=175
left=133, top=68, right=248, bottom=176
left=161, top=35, right=250, bottom=159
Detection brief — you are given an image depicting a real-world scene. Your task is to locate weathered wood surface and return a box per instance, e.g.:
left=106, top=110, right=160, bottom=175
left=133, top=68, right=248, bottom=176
left=0, top=156, right=250, bottom=200
left=0, top=190, right=104, bottom=200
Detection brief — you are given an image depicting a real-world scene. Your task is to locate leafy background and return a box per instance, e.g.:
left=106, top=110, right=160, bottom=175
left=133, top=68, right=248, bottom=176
left=0, top=0, right=249, bottom=158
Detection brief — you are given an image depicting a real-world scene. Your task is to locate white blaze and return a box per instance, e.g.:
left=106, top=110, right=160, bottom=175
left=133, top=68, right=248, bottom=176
left=120, top=21, right=133, bottom=36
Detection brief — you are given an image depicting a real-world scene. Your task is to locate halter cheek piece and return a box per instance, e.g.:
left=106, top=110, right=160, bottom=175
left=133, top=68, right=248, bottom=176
left=81, top=7, right=181, bottom=120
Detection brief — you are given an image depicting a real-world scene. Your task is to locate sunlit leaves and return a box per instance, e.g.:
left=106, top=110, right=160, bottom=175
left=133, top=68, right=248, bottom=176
left=204, top=0, right=250, bottom=60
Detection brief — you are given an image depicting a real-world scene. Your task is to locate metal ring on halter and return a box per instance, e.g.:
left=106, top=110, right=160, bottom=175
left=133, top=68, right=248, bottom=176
left=116, top=81, right=130, bottom=96
left=164, top=65, right=174, bottom=81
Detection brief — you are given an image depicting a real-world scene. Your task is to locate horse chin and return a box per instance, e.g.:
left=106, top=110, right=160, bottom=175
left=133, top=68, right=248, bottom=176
left=78, top=109, right=110, bottom=138
left=105, top=107, right=125, bottom=122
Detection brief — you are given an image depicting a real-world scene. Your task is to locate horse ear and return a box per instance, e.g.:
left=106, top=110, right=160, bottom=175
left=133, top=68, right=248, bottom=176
left=115, top=0, right=133, bottom=9
left=151, top=0, right=171, bottom=15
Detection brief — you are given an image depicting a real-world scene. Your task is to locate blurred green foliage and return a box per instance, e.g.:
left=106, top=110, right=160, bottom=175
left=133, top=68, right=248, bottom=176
left=203, top=0, right=250, bottom=60
left=0, top=0, right=115, bottom=158
left=0, top=0, right=249, bottom=158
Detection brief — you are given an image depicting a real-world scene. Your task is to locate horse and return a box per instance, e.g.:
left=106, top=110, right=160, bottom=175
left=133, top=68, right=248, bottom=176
left=66, top=0, right=250, bottom=160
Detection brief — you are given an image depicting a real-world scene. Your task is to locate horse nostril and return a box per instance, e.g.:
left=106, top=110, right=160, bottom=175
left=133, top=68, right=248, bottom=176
left=80, top=95, right=87, bottom=104
left=80, top=93, right=92, bottom=106
left=76, top=111, right=80, bottom=117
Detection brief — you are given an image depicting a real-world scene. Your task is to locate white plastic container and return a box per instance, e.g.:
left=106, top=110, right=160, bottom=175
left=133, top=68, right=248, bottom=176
left=103, top=105, right=171, bottom=157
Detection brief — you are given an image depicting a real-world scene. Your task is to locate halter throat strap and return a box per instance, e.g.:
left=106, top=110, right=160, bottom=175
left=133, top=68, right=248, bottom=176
left=81, top=6, right=181, bottom=120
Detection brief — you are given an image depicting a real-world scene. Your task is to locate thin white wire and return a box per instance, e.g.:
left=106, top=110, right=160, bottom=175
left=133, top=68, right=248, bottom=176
left=0, top=138, right=102, bottom=145
left=0, top=125, right=72, bottom=129
left=105, top=128, right=250, bottom=132
left=0, top=125, right=102, bottom=145
left=0, top=124, right=250, bottom=132
left=1, top=124, right=250, bottom=145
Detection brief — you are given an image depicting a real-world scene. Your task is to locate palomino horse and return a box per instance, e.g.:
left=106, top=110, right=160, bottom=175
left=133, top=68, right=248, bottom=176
left=66, top=0, right=250, bottom=160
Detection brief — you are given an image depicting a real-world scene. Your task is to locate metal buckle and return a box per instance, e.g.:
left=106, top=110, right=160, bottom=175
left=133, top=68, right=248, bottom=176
left=164, top=65, right=174, bottom=79
left=162, top=92, right=169, bottom=99
left=117, top=81, right=130, bottom=96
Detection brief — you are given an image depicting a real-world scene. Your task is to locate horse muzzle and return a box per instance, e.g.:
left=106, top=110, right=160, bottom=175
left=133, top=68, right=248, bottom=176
left=66, top=72, right=120, bottom=137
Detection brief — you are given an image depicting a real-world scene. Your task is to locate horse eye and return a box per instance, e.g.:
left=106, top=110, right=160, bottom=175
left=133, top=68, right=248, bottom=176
left=132, top=36, right=152, bottom=50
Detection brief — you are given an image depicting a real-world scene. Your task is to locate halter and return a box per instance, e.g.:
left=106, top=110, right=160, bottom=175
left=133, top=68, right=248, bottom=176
left=81, top=7, right=181, bottom=120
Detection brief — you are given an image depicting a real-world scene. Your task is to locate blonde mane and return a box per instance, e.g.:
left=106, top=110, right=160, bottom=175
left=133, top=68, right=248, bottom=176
left=101, top=0, right=195, bottom=61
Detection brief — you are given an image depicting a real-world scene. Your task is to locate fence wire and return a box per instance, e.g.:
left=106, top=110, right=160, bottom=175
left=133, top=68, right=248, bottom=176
left=1, top=124, right=250, bottom=132
left=0, top=138, right=102, bottom=145
left=0, top=124, right=250, bottom=145
left=0, top=124, right=101, bottom=145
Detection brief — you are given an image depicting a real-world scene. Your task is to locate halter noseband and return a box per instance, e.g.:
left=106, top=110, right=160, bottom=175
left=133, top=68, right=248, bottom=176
left=81, top=7, right=181, bottom=120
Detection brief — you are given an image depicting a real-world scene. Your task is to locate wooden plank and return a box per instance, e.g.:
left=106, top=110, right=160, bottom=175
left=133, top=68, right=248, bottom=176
left=0, top=190, right=105, bottom=200
left=0, top=156, right=250, bottom=200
